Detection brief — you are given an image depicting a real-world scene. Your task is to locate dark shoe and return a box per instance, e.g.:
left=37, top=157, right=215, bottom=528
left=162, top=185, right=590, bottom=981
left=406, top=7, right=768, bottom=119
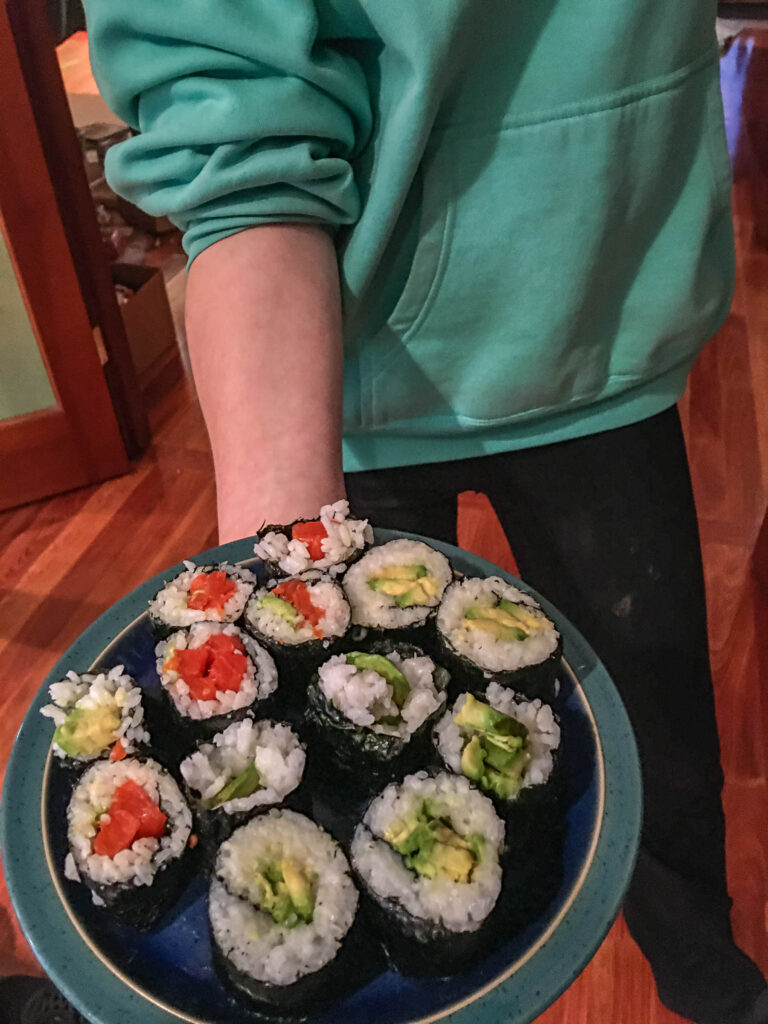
left=0, top=976, right=87, bottom=1024
left=625, top=853, right=768, bottom=1024
left=747, top=989, right=768, bottom=1024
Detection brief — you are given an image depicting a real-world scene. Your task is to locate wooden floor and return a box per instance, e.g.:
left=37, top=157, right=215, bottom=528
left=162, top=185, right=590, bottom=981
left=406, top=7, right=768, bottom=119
left=2, top=26, right=767, bottom=1023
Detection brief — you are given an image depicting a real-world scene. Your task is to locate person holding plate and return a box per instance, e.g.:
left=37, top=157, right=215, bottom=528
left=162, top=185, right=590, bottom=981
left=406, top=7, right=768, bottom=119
left=65, top=2, right=768, bottom=1023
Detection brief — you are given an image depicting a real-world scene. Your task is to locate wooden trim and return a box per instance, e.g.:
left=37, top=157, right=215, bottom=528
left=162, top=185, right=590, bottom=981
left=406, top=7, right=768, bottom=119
left=0, top=408, right=90, bottom=511
left=0, top=1, right=127, bottom=481
left=5, top=0, right=150, bottom=457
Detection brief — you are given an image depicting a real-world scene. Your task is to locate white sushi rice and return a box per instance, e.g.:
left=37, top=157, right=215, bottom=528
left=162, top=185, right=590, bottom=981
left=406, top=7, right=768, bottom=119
left=149, top=562, right=256, bottom=629
left=318, top=652, right=446, bottom=738
left=156, top=623, right=277, bottom=721
left=253, top=500, right=373, bottom=576
left=344, top=540, right=453, bottom=628
left=180, top=719, right=305, bottom=814
left=435, top=686, right=560, bottom=794
left=437, top=577, right=559, bottom=673
left=40, top=666, right=149, bottom=760
left=67, top=758, right=191, bottom=887
left=210, top=809, right=358, bottom=986
left=351, top=772, right=504, bottom=933
left=245, top=573, right=350, bottom=645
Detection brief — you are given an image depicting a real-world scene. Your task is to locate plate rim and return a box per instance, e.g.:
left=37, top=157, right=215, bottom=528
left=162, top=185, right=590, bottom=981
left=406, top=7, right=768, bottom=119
left=1, top=530, right=642, bottom=1024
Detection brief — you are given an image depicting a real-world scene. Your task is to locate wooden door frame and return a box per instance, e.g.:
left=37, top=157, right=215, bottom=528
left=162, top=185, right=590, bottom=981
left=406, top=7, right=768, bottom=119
left=0, top=0, right=128, bottom=508
left=5, top=0, right=150, bottom=457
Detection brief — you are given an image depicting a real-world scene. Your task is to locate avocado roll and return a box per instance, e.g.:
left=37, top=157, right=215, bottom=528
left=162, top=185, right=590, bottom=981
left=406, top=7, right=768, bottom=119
left=209, top=809, right=363, bottom=1015
left=351, top=771, right=504, bottom=975
left=253, top=500, right=373, bottom=577
left=434, top=686, right=560, bottom=808
left=64, top=757, right=192, bottom=929
left=148, top=562, right=257, bottom=639
left=436, top=576, right=562, bottom=700
left=343, top=539, right=452, bottom=640
left=40, top=666, right=149, bottom=765
left=306, top=641, right=449, bottom=775
left=243, top=572, right=350, bottom=684
left=155, top=623, right=278, bottom=739
left=180, top=719, right=306, bottom=861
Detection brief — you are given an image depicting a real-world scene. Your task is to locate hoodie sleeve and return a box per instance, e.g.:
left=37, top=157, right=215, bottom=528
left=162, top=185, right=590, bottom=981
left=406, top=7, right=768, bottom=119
left=83, top=0, right=372, bottom=263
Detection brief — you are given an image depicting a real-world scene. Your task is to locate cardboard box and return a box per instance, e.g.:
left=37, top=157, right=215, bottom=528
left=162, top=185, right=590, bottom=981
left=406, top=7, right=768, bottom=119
left=116, top=196, right=175, bottom=236
left=112, top=264, right=178, bottom=378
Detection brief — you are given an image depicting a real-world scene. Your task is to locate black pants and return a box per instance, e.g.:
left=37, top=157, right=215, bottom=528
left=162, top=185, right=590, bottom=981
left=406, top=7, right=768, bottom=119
left=346, top=408, right=766, bottom=1024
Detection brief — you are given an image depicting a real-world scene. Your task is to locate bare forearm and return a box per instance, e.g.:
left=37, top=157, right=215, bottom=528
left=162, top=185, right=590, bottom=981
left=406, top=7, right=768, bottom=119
left=186, top=225, right=345, bottom=542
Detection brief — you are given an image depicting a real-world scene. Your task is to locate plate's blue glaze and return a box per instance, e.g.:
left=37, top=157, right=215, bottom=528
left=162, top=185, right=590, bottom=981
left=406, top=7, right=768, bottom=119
left=1, top=531, right=641, bottom=1024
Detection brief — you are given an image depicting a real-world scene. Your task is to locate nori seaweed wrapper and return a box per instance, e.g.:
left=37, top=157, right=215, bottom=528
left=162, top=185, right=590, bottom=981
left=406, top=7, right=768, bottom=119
left=342, top=621, right=440, bottom=657
left=163, top=699, right=266, bottom=747
left=255, top=511, right=372, bottom=580
left=155, top=626, right=279, bottom=746
left=356, top=888, right=495, bottom=977
left=180, top=725, right=308, bottom=869
left=432, top=689, right=564, bottom=825
left=81, top=846, right=195, bottom=931
left=242, top=576, right=350, bottom=698
left=354, top=778, right=566, bottom=978
left=148, top=564, right=256, bottom=640
left=211, top=912, right=383, bottom=1018
left=436, top=629, right=563, bottom=703
left=305, top=641, right=450, bottom=782
left=183, top=785, right=260, bottom=870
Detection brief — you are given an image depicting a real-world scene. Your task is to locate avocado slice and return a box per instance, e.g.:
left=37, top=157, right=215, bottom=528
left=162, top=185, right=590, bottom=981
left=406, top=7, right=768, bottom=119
left=464, top=603, right=525, bottom=629
left=53, top=706, right=121, bottom=757
left=367, top=565, right=438, bottom=607
left=254, top=871, right=294, bottom=925
left=346, top=651, right=410, bottom=707
left=386, top=817, right=434, bottom=857
left=482, top=735, right=524, bottom=771
left=207, top=762, right=261, bottom=809
left=460, top=734, right=485, bottom=781
left=369, top=578, right=417, bottom=597
left=368, top=564, right=427, bottom=585
left=497, top=599, right=543, bottom=632
left=281, top=858, right=314, bottom=923
left=386, top=802, right=483, bottom=883
left=454, top=694, right=528, bottom=740
left=259, top=594, right=299, bottom=625
left=255, top=861, right=314, bottom=928
left=483, top=765, right=523, bottom=800
left=461, top=610, right=527, bottom=641
left=430, top=842, right=474, bottom=883
left=393, top=576, right=440, bottom=608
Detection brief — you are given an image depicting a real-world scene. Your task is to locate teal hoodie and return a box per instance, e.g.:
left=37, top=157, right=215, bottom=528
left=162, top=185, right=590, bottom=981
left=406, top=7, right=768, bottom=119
left=85, top=0, right=733, bottom=471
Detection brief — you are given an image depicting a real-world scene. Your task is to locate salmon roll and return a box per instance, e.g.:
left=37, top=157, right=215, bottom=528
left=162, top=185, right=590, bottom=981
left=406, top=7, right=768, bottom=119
left=149, top=562, right=257, bottom=638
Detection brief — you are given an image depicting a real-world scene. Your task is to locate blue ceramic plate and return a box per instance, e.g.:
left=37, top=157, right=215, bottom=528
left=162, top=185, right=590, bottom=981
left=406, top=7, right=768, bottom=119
left=1, top=531, right=641, bottom=1024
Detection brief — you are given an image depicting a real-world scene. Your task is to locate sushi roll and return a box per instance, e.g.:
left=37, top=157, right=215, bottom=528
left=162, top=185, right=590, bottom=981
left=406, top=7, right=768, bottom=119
left=253, top=499, right=373, bottom=578
left=156, top=623, right=278, bottom=739
left=180, top=719, right=306, bottom=860
left=436, top=576, right=562, bottom=699
left=64, top=757, right=192, bottom=929
left=243, top=572, right=350, bottom=683
left=435, top=686, right=566, bottom=923
left=40, top=666, right=149, bottom=765
left=306, top=641, right=449, bottom=775
left=434, top=686, right=561, bottom=807
left=209, top=809, right=365, bottom=1015
left=148, top=562, right=256, bottom=639
left=343, top=539, right=452, bottom=641
left=351, top=771, right=504, bottom=975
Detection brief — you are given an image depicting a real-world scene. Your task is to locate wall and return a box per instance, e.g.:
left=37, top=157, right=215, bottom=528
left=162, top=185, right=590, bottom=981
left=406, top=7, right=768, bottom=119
left=0, top=227, right=56, bottom=419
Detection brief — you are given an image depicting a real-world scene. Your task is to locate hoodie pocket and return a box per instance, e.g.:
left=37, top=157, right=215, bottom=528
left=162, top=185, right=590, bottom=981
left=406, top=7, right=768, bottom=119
left=366, top=56, right=733, bottom=432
